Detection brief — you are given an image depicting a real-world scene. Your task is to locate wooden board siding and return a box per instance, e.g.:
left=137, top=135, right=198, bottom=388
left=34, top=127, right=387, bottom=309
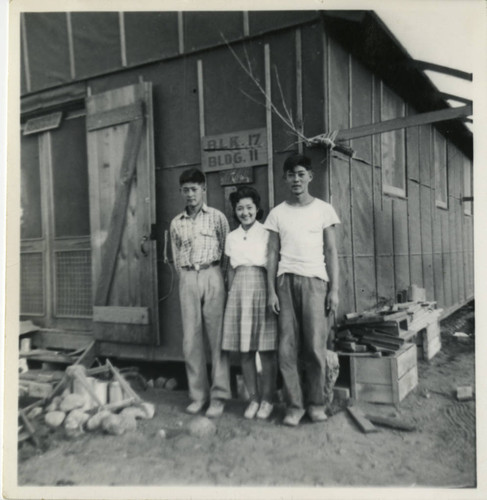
left=406, top=123, right=420, bottom=182
left=392, top=198, right=410, bottom=294
left=420, top=185, right=434, bottom=300
left=302, top=23, right=325, bottom=139
left=375, top=198, right=395, bottom=305
left=183, top=12, right=244, bottom=52
left=203, top=42, right=266, bottom=137
left=449, top=199, right=460, bottom=306
left=268, top=31, right=298, bottom=153
left=440, top=209, right=453, bottom=308
left=407, top=181, right=423, bottom=288
left=419, top=125, right=432, bottom=187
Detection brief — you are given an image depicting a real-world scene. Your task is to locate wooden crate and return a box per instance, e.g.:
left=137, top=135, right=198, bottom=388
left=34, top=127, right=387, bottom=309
left=415, top=322, right=442, bottom=360
left=408, top=309, right=442, bottom=361
left=347, top=343, right=418, bottom=404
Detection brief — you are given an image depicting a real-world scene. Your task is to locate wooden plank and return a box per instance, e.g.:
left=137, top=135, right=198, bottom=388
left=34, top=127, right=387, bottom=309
left=420, top=185, right=434, bottom=300
left=397, top=365, right=418, bottom=401
left=337, top=105, right=472, bottom=141
left=347, top=407, right=378, bottom=433
left=354, top=382, right=393, bottom=404
left=93, top=306, right=149, bottom=325
left=354, top=356, right=392, bottom=385
left=264, top=43, right=274, bottom=208
left=441, top=210, right=453, bottom=307
left=94, top=323, right=153, bottom=345
left=393, top=199, right=410, bottom=294
left=365, top=414, right=416, bottom=431
left=407, top=181, right=423, bottom=287
left=419, top=124, right=432, bottom=187
left=396, top=343, right=417, bottom=378
left=94, top=117, right=144, bottom=306
left=404, top=60, right=472, bottom=81
left=86, top=102, right=143, bottom=131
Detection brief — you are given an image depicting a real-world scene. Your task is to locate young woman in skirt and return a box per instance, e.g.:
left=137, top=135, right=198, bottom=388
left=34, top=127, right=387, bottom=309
left=222, top=186, right=278, bottom=420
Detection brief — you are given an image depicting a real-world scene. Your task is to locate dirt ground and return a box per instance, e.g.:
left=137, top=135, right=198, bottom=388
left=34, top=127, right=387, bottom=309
left=17, top=303, right=476, bottom=488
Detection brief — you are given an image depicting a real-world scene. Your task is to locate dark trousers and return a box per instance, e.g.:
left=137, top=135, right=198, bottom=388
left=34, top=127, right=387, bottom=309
left=277, top=273, right=329, bottom=411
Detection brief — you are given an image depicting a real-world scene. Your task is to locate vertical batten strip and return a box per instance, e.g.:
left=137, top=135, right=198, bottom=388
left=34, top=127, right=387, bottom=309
left=264, top=44, right=274, bottom=208
left=371, top=73, right=379, bottom=304
left=197, top=60, right=205, bottom=139
left=323, top=29, right=331, bottom=203
left=66, top=13, right=76, bottom=80
left=197, top=60, right=207, bottom=203
left=21, top=13, right=31, bottom=92
left=119, top=12, right=127, bottom=67
left=348, top=53, right=357, bottom=312
left=295, top=29, right=303, bottom=154
left=243, top=12, right=250, bottom=37
left=178, top=12, right=184, bottom=54
left=40, top=133, right=54, bottom=319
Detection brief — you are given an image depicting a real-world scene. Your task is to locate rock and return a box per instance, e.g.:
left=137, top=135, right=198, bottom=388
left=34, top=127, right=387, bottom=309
left=46, top=396, right=62, bottom=412
left=155, top=377, right=167, bottom=388
left=45, top=411, right=66, bottom=428
left=120, top=414, right=137, bottom=432
left=164, top=378, right=178, bottom=391
left=147, top=379, right=154, bottom=388
left=60, top=393, right=86, bottom=412
left=27, top=407, right=43, bottom=420
left=157, top=429, right=167, bottom=439
left=187, top=416, right=217, bottom=438
left=139, top=402, right=155, bottom=419
left=120, top=406, right=147, bottom=420
left=86, top=410, right=113, bottom=431
left=102, top=413, right=137, bottom=435
left=65, top=409, right=90, bottom=430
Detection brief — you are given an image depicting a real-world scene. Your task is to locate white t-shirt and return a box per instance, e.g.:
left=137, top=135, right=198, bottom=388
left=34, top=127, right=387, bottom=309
left=264, top=198, right=340, bottom=281
left=225, top=221, right=269, bottom=268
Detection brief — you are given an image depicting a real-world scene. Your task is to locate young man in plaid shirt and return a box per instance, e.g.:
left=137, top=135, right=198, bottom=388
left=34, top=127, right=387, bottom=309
left=170, top=168, right=231, bottom=418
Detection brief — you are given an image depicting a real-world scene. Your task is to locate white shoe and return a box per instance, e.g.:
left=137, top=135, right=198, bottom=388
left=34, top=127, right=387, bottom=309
left=244, top=400, right=259, bottom=419
left=256, top=401, right=273, bottom=420
left=186, top=401, right=206, bottom=415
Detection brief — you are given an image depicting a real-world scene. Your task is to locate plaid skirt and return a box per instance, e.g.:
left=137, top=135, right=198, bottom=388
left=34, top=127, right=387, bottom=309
left=222, top=266, right=278, bottom=352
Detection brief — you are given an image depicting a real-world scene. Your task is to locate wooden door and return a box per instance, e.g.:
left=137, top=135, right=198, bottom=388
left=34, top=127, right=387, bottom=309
left=86, top=82, right=159, bottom=345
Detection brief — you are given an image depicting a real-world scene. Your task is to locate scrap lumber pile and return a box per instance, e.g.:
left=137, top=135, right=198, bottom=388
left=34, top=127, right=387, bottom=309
left=336, top=286, right=441, bottom=359
left=19, top=359, right=155, bottom=445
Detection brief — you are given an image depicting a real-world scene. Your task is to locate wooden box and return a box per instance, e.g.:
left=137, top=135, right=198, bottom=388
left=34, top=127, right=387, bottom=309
left=408, top=309, right=442, bottom=361
left=345, top=343, right=418, bottom=404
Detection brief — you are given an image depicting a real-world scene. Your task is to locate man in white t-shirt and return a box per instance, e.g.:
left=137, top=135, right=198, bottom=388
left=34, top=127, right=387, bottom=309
left=264, top=153, right=340, bottom=427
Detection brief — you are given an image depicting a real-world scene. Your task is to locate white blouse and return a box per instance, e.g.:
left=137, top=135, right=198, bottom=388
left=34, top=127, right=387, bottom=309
left=225, top=221, right=269, bottom=268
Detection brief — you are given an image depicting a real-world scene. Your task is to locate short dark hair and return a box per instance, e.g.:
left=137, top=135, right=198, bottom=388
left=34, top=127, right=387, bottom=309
left=283, top=153, right=312, bottom=173
left=179, top=168, right=206, bottom=186
left=229, top=186, right=264, bottom=222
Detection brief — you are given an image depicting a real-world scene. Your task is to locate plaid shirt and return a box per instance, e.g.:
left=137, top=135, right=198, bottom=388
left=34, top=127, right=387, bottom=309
left=170, top=204, right=229, bottom=273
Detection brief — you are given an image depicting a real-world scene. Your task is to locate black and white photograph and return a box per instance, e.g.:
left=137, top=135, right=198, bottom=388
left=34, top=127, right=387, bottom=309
left=2, top=0, right=486, bottom=498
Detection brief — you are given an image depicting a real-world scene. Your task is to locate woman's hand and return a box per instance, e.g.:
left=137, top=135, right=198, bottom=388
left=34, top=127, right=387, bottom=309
left=268, top=290, right=280, bottom=315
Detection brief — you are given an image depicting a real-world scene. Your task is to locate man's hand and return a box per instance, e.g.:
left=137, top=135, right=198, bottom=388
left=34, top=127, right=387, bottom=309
left=268, top=290, right=280, bottom=315
left=325, top=288, right=339, bottom=317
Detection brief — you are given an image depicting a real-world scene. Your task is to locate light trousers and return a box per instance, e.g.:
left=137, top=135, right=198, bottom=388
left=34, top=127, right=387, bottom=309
left=178, top=266, right=231, bottom=403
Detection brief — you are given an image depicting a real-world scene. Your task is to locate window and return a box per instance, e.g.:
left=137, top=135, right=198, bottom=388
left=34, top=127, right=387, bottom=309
left=20, top=111, right=93, bottom=323
left=464, top=157, right=473, bottom=215
left=381, top=83, right=406, bottom=197
left=434, top=129, right=448, bottom=209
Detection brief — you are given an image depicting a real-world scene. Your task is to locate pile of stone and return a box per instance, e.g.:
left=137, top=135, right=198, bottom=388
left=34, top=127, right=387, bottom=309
left=29, top=361, right=155, bottom=438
